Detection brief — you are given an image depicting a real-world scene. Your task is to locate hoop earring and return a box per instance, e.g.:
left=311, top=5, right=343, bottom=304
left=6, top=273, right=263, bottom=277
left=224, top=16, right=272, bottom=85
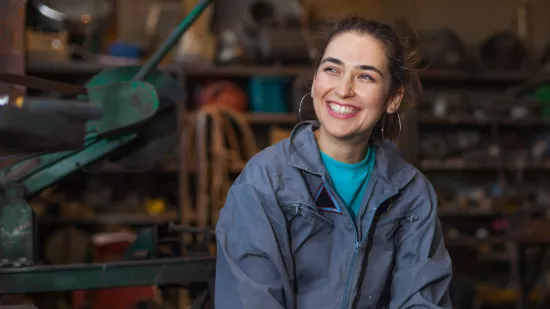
left=381, top=111, right=402, bottom=143
left=298, top=93, right=311, bottom=122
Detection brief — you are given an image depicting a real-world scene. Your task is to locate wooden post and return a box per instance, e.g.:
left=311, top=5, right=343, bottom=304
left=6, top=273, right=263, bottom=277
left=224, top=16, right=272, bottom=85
left=0, top=0, right=26, bottom=100
left=176, top=67, right=193, bottom=309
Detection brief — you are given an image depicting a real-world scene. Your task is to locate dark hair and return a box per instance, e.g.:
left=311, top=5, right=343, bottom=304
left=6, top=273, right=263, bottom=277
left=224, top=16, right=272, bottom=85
left=313, top=17, right=423, bottom=141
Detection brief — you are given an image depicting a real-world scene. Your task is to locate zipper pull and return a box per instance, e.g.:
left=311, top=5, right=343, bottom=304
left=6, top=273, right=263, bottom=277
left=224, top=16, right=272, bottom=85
left=293, top=203, right=300, bottom=215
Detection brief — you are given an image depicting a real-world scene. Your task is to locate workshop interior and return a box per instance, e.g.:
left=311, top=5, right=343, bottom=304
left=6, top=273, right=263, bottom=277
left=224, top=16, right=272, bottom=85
left=2, top=0, right=550, bottom=308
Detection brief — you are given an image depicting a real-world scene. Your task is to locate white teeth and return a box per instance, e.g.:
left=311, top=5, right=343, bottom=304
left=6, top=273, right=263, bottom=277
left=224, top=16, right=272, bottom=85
left=328, top=103, right=359, bottom=114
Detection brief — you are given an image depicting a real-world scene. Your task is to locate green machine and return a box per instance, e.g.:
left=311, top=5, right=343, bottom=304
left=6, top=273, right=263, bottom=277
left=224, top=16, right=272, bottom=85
left=0, top=0, right=215, bottom=307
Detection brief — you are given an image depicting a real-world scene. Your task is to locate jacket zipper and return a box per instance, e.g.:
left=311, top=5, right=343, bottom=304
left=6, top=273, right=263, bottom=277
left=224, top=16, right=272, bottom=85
left=340, top=193, right=399, bottom=309
left=341, top=244, right=360, bottom=309
left=319, top=176, right=360, bottom=309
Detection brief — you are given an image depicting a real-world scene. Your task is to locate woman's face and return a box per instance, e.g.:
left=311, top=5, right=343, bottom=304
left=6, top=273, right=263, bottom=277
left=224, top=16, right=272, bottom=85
left=312, top=32, right=401, bottom=140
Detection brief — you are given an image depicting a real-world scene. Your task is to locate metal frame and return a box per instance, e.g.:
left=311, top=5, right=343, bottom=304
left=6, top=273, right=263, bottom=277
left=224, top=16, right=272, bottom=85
left=0, top=1, right=216, bottom=304
left=0, top=257, right=215, bottom=294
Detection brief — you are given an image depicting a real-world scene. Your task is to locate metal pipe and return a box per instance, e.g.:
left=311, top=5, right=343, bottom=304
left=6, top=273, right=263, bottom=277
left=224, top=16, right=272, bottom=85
left=23, top=98, right=104, bottom=121
left=131, top=0, right=214, bottom=82
left=168, top=222, right=215, bottom=235
left=0, top=256, right=216, bottom=293
left=0, top=73, right=87, bottom=95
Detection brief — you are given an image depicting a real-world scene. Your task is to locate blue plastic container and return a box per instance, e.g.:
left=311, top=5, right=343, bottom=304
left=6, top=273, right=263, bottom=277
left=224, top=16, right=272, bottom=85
left=108, top=42, right=140, bottom=59
left=248, top=76, right=290, bottom=113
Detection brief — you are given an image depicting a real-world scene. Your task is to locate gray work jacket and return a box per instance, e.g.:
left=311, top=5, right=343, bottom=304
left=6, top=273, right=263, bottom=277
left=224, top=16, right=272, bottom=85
left=215, top=121, right=453, bottom=309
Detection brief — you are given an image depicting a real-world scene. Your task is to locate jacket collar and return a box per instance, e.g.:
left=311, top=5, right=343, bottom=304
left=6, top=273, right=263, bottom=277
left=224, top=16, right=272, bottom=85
left=286, top=121, right=417, bottom=191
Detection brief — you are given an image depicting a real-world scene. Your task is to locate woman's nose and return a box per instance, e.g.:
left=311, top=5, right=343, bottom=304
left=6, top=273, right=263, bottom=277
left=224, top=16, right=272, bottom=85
left=335, top=76, right=354, bottom=98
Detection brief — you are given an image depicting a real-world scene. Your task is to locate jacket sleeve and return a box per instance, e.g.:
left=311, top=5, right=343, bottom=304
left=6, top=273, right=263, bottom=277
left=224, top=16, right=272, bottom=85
left=215, top=183, right=292, bottom=309
left=389, top=177, right=453, bottom=309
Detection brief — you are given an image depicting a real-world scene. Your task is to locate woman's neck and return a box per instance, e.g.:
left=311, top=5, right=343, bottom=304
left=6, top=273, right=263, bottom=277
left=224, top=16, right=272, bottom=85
left=315, top=127, right=372, bottom=164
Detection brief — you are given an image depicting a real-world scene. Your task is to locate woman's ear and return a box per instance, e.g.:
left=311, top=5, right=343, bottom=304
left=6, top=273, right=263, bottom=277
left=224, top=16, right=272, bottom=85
left=386, top=87, right=403, bottom=114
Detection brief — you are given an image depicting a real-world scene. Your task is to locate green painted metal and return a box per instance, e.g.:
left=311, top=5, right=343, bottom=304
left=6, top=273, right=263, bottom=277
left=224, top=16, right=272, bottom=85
left=87, top=66, right=176, bottom=89
left=0, top=0, right=215, bottom=295
left=86, top=81, right=159, bottom=135
left=0, top=132, right=136, bottom=264
left=529, top=85, right=550, bottom=119
left=21, top=135, right=136, bottom=195
left=0, top=257, right=216, bottom=294
left=86, top=66, right=184, bottom=112
left=0, top=186, right=33, bottom=265
left=0, top=131, right=98, bottom=184
left=131, top=0, right=214, bottom=82
left=123, top=228, right=157, bottom=259
left=0, top=132, right=135, bottom=195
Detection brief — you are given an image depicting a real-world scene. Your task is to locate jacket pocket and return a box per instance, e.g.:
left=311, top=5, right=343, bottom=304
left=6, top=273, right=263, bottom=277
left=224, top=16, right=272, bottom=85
left=375, top=212, right=408, bottom=227
left=280, top=203, right=335, bottom=288
left=370, top=213, right=410, bottom=245
left=281, top=203, right=334, bottom=227
left=280, top=202, right=334, bottom=252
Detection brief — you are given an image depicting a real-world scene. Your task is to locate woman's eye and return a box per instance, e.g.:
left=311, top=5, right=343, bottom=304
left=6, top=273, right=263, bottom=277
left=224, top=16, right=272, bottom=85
left=359, top=74, right=374, bottom=81
left=323, top=67, right=337, bottom=73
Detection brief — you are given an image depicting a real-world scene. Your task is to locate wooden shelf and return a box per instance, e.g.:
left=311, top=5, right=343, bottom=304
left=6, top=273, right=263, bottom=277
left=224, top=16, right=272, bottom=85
left=39, top=213, right=178, bottom=225
left=419, top=69, right=532, bottom=83
left=27, top=60, right=117, bottom=74
left=25, top=60, right=537, bottom=83
left=439, top=209, right=512, bottom=217
left=419, top=115, right=550, bottom=126
left=420, top=160, right=550, bottom=171
left=26, top=60, right=311, bottom=77
left=184, top=65, right=311, bottom=77
left=245, top=113, right=297, bottom=125
left=98, top=162, right=177, bottom=174
left=420, top=160, right=500, bottom=171
left=446, top=236, right=507, bottom=247
left=419, top=115, right=494, bottom=126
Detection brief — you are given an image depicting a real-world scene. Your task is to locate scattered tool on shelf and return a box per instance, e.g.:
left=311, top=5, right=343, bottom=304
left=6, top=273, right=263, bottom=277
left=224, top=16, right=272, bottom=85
left=0, top=0, right=216, bottom=307
left=187, top=82, right=258, bottom=239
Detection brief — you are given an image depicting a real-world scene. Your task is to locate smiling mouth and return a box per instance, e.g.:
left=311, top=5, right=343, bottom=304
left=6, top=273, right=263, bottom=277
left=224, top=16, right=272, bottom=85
left=327, top=102, right=360, bottom=115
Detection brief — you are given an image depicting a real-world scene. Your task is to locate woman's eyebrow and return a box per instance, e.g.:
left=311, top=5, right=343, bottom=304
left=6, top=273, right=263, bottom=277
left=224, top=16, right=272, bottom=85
left=321, top=57, right=384, bottom=77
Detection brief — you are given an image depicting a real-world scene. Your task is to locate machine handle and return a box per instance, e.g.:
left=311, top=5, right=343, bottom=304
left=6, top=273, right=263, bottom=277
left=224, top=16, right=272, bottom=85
left=0, top=72, right=87, bottom=95
left=22, top=98, right=104, bottom=121
left=131, top=0, right=214, bottom=81
left=168, top=222, right=215, bottom=235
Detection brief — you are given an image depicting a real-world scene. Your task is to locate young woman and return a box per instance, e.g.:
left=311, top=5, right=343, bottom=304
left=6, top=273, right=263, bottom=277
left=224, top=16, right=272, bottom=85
left=215, top=17, right=452, bottom=309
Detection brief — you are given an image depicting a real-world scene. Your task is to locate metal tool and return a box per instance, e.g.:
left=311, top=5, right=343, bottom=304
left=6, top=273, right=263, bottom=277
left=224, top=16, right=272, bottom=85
left=0, top=0, right=215, bottom=305
left=32, top=0, right=114, bottom=34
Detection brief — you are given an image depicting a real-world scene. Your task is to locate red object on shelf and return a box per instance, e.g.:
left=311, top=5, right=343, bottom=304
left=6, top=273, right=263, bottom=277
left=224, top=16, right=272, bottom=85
left=197, top=80, right=248, bottom=112
left=72, top=287, right=156, bottom=309
left=492, top=219, right=510, bottom=231
left=72, top=232, right=156, bottom=309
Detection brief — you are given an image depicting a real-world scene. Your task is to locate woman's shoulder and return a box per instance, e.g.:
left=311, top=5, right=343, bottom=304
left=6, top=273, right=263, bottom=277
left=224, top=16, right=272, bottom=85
left=226, top=139, right=297, bottom=224
left=375, top=140, right=435, bottom=199
left=234, top=138, right=292, bottom=185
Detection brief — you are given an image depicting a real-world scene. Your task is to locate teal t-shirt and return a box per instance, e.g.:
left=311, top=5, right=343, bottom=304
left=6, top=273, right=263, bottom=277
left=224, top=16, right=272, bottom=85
left=320, top=147, right=375, bottom=220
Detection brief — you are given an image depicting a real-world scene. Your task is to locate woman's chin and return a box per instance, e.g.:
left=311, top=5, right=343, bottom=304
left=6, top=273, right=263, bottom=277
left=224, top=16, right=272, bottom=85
left=319, top=120, right=374, bottom=142
left=323, top=126, right=358, bottom=140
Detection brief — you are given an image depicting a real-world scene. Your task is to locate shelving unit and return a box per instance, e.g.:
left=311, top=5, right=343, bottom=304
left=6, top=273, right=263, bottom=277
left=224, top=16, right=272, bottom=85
left=25, top=59, right=540, bottom=81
